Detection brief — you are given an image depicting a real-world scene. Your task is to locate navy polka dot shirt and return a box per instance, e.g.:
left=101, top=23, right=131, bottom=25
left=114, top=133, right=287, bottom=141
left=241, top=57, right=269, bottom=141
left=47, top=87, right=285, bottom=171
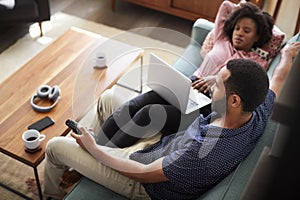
left=130, top=90, right=275, bottom=200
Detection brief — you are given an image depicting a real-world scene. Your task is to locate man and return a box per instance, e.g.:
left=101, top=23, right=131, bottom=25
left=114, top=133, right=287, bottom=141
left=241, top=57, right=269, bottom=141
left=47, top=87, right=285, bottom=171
left=27, top=42, right=300, bottom=199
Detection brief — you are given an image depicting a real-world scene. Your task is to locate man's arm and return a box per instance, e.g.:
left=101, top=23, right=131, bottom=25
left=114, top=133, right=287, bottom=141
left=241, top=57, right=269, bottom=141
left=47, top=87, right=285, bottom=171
left=270, top=42, right=300, bottom=96
left=71, top=128, right=169, bottom=183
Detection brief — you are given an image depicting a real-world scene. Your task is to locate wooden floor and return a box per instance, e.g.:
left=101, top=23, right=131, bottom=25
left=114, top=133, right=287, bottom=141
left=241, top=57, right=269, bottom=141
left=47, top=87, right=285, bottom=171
left=50, top=0, right=193, bottom=35
left=0, top=0, right=194, bottom=53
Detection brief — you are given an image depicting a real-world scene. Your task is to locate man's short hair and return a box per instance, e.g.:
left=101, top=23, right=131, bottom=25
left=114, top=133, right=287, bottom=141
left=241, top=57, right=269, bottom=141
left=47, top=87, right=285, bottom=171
left=225, top=59, right=269, bottom=112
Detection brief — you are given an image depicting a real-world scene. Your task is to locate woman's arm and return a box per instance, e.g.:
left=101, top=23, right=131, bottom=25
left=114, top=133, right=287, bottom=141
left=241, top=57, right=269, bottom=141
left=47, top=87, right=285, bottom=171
left=71, top=127, right=169, bottom=183
left=192, top=75, right=216, bottom=94
left=214, top=1, right=237, bottom=41
left=192, top=1, right=238, bottom=79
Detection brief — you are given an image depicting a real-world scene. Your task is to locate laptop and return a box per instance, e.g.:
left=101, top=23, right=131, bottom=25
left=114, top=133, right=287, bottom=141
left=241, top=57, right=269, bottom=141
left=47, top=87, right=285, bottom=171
left=147, top=53, right=211, bottom=114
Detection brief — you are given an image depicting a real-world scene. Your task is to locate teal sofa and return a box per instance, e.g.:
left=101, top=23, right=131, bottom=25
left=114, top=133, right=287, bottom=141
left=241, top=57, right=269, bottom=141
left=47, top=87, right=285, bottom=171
left=64, top=19, right=300, bottom=200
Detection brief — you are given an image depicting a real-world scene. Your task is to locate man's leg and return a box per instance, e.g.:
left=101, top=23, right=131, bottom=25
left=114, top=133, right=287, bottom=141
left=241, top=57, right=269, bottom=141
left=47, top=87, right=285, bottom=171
left=43, top=136, right=150, bottom=199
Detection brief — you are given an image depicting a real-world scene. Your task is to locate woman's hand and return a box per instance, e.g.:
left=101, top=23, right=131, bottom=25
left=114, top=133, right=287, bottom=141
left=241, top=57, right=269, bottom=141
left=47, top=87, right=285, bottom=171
left=71, top=126, right=96, bottom=152
left=239, top=0, right=248, bottom=4
left=192, top=75, right=216, bottom=94
left=237, top=0, right=248, bottom=7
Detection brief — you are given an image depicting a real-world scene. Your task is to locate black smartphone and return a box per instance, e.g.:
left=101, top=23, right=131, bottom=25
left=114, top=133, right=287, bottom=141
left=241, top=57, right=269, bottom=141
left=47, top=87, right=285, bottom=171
left=28, top=116, right=55, bottom=131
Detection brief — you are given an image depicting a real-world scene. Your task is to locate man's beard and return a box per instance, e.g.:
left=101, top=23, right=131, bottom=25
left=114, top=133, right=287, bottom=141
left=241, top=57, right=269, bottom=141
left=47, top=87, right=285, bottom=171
left=211, top=96, right=227, bottom=115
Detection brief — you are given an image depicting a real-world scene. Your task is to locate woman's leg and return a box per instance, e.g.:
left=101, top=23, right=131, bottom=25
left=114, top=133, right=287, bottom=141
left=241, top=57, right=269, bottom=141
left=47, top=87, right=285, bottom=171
left=97, top=87, right=138, bottom=126
left=95, top=90, right=210, bottom=148
left=106, top=103, right=182, bottom=148
left=95, top=91, right=182, bottom=147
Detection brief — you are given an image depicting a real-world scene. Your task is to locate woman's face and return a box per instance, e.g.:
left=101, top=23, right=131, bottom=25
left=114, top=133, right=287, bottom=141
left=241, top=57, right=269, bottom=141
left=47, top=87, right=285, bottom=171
left=232, top=17, right=259, bottom=51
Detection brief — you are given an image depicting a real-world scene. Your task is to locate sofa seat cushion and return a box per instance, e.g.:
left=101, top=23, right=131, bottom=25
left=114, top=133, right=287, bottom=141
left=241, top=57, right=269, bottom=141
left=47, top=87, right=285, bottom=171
left=64, top=177, right=127, bottom=200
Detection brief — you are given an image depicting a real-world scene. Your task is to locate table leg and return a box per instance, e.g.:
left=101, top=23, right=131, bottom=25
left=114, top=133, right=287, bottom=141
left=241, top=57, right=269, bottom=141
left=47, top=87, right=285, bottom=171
left=33, top=166, right=43, bottom=200
left=0, top=181, right=31, bottom=199
left=111, top=0, right=115, bottom=11
left=38, top=22, right=43, bottom=37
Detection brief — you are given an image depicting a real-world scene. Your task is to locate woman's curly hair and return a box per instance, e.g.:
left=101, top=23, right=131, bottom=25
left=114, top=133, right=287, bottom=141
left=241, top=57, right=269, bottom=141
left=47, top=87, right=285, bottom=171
left=224, top=2, right=274, bottom=48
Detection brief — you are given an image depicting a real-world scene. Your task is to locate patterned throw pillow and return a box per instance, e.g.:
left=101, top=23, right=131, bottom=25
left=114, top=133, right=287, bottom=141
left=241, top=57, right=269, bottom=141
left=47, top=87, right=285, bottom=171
left=200, top=26, right=285, bottom=60
left=262, top=26, right=286, bottom=59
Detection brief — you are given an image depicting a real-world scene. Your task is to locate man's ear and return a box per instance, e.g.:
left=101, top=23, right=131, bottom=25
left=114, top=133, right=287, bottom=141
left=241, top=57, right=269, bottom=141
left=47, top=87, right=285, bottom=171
left=229, top=94, right=242, bottom=108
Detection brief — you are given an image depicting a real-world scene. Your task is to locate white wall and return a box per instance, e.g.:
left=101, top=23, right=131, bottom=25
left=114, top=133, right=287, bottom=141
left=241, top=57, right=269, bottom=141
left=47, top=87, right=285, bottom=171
left=264, top=0, right=300, bottom=40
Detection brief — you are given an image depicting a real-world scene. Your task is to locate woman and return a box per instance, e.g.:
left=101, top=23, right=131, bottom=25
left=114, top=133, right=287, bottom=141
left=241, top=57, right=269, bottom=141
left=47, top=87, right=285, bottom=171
left=95, top=0, right=275, bottom=148
left=192, top=0, right=274, bottom=93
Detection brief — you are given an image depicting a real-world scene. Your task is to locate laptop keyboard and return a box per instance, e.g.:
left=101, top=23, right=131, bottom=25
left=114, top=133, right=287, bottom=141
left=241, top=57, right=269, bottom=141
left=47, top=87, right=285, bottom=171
left=187, top=98, right=198, bottom=110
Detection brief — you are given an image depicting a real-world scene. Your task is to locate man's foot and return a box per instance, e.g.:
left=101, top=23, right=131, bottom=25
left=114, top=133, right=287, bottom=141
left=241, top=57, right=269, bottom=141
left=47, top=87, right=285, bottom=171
left=59, top=168, right=82, bottom=190
left=26, top=177, right=68, bottom=199
left=25, top=177, right=43, bottom=195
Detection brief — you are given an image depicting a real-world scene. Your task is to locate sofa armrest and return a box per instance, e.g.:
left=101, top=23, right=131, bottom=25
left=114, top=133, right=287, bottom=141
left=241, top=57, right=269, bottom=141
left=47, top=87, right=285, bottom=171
left=190, top=18, right=215, bottom=47
left=172, top=44, right=203, bottom=77
left=172, top=18, right=214, bottom=77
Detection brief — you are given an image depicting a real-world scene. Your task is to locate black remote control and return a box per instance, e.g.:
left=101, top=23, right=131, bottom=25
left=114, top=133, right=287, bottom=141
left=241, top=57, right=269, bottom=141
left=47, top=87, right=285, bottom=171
left=65, top=119, right=82, bottom=135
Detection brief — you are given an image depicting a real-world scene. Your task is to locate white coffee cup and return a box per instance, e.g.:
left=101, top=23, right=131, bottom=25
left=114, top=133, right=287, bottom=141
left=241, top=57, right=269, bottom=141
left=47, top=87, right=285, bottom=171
left=94, top=52, right=107, bottom=69
left=22, top=129, right=46, bottom=150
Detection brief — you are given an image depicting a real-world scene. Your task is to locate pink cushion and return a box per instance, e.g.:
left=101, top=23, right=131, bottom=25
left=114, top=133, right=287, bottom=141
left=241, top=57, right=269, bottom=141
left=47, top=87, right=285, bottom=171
left=263, top=26, right=285, bottom=59
left=200, top=27, right=285, bottom=60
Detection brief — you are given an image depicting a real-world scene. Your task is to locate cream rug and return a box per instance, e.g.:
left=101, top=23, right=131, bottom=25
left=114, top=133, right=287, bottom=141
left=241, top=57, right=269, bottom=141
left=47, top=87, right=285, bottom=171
left=0, top=12, right=186, bottom=199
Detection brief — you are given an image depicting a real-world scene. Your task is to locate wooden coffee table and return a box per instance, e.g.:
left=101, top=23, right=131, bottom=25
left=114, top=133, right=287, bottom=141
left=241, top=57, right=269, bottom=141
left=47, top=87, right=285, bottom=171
left=0, top=27, right=143, bottom=199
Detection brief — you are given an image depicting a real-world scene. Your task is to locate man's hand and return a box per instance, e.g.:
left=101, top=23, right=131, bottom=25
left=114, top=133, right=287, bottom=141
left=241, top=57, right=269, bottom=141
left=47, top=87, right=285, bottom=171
left=71, top=126, right=96, bottom=152
left=281, top=41, right=300, bottom=59
left=70, top=127, right=168, bottom=183
left=192, top=75, right=216, bottom=94
left=270, top=42, right=300, bottom=96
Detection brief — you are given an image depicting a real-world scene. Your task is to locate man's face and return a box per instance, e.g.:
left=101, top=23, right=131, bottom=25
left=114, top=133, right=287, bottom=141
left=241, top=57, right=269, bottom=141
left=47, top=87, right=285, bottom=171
left=210, top=67, right=231, bottom=115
